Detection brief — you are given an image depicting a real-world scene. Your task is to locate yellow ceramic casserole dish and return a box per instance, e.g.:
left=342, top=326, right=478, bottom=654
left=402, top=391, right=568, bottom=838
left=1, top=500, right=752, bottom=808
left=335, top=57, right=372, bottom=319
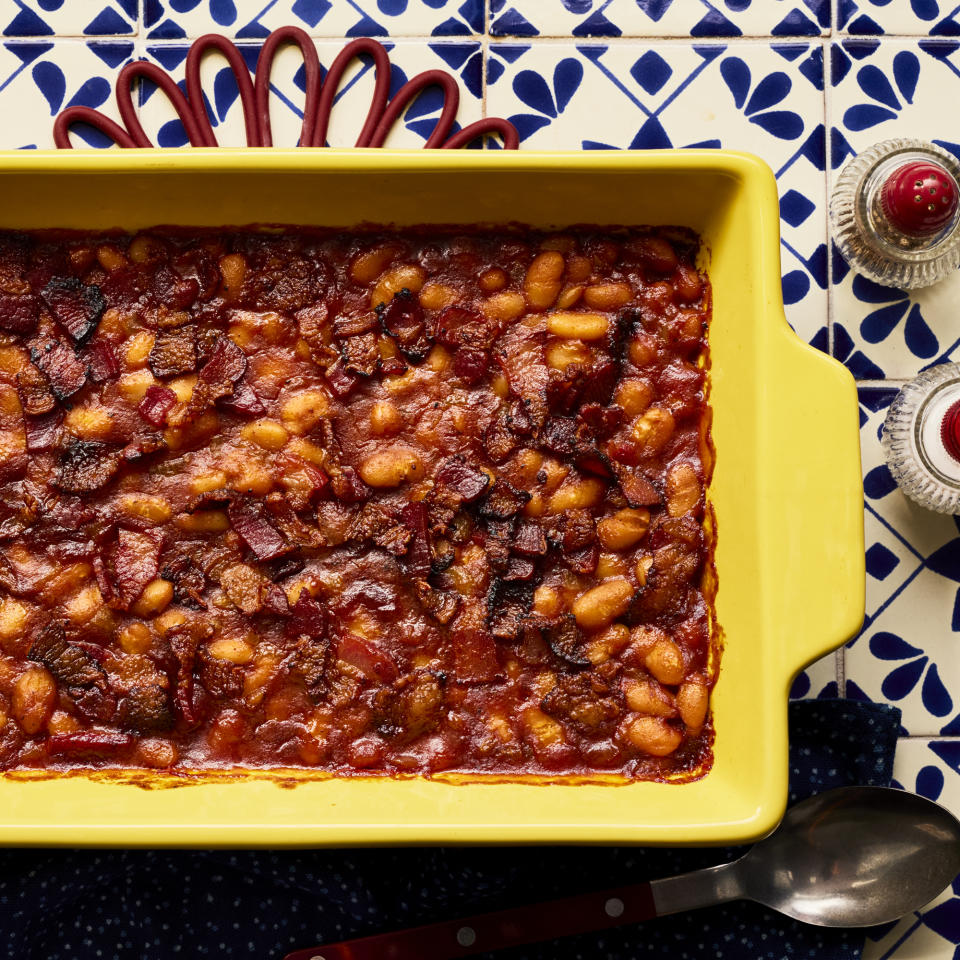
left=0, top=148, right=863, bottom=845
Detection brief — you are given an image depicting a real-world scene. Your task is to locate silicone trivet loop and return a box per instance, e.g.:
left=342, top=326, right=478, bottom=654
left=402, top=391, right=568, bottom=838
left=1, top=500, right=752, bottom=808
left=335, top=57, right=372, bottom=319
left=881, top=159, right=959, bottom=237
left=52, top=29, right=518, bottom=151
left=941, top=399, right=960, bottom=463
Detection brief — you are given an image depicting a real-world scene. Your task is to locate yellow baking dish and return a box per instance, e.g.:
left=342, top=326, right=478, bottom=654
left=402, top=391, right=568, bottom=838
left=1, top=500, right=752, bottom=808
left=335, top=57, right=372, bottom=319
left=0, top=148, right=863, bottom=846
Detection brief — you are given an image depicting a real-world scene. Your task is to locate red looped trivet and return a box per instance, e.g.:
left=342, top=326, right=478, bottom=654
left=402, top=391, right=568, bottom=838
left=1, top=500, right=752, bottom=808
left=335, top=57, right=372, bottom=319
left=52, top=27, right=519, bottom=151
left=880, top=159, right=959, bottom=238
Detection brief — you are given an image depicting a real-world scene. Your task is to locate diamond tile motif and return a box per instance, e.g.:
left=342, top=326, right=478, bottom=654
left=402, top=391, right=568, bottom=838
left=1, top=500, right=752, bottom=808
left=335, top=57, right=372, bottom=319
left=830, top=38, right=960, bottom=378
left=486, top=39, right=829, bottom=346
left=1, top=0, right=136, bottom=37
left=490, top=0, right=830, bottom=38
left=139, top=38, right=482, bottom=147
left=0, top=40, right=133, bottom=148
left=143, top=0, right=483, bottom=39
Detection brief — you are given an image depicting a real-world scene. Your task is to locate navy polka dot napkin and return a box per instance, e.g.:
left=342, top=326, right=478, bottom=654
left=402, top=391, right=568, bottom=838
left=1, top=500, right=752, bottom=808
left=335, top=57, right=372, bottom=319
left=0, top=699, right=901, bottom=960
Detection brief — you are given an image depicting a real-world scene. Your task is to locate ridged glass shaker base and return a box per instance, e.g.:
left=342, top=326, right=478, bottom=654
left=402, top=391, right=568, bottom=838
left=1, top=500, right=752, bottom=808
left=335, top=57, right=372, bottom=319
left=830, top=138, right=960, bottom=290
left=882, top=363, right=960, bottom=513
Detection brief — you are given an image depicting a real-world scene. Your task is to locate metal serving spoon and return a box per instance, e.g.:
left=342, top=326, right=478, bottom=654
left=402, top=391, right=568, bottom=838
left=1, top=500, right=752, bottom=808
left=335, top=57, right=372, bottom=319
left=283, top=786, right=960, bottom=960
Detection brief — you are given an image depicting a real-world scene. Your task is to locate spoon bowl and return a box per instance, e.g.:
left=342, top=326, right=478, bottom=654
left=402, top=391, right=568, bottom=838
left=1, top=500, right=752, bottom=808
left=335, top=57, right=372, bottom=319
left=741, top=786, right=960, bottom=926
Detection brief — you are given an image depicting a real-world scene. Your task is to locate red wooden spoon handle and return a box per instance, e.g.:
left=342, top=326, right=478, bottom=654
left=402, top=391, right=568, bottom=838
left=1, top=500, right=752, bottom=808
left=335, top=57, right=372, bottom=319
left=282, top=881, right=657, bottom=960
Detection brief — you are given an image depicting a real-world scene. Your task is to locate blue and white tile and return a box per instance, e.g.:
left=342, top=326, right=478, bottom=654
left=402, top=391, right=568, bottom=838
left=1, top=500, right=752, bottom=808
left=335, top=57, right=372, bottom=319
left=489, top=0, right=830, bottom=38
left=1, top=0, right=136, bottom=37
left=0, top=39, right=133, bottom=148
left=838, top=0, right=960, bottom=35
left=845, top=388, right=960, bottom=734
left=486, top=39, right=828, bottom=345
left=139, top=38, right=481, bottom=147
left=830, top=38, right=960, bottom=379
left=143, top=0, right=483, bottom=40
left=789, top=652, right=841, bottom=701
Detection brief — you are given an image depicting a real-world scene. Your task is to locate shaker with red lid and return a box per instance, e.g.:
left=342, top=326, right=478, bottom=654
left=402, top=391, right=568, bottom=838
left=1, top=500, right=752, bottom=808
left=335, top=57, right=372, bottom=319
left=831, top=138, right=960, bottom=511
left=830, top=137, right=960, bottom=289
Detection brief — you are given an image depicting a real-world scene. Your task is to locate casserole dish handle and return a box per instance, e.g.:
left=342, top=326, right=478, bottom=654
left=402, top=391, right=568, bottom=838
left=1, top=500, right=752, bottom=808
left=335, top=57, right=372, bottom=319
left=767, top=332, right=865, bottom=679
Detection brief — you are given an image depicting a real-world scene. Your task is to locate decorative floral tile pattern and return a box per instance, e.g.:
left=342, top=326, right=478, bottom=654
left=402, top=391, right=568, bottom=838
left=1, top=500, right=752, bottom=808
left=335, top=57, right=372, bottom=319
left=845, top=388, right=960, bottom=734
left=830, top=37, right=960, bottom=378
left=139, top=38, right=481, bottom=147
left=143, top=0, right=483, bottom=40
left=6, top=5, right=960, bottom=956
left=490, top=0, right=831, bottom=38
left=1, top=0, right=136, bottom=37
left=487, top=39, right=828, bottom=346
left=0, top=40, right=133, bottom=148
left=839, top=0, right=960, bottom=35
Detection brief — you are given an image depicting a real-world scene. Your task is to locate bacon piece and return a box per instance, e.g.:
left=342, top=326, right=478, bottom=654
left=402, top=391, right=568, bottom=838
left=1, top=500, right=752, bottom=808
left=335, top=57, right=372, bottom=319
left=218, top=378, right=265, bottom=416
left=373, top=670, right=445, bottom=742
left=219, top=563, right=265, bottom=615
left=149, top=264, right=199, bottom=311
left=563, top=509, right=596, bottom=551
left=513, top=521, right=546, bottom=557
left=28, top=620, right=106, bottom=688
left=503, top=557, right=536, bottom=581
left=341, top=332, right=379, bottom=377
left=545, top=614, right=590, bottom=667
left=325, top=358, right=357, bottom=398
left=616, top=468, right=661, bottom=507
left=148, top=327, right=197, bottom=378
left=334, top=311, right=379, bottom=337
left=15, top=362, right=55, bottom=416
left=479, top=479, right=530, bottom=520
left=228, top=499, right=288, bottom=561
left=432, top=304, right=498, bottom=349
left=169, top=335, right=246, bottom=427
left=160, top=543, right=207, bottom=609
left=482, top=417, right=517, bottom=464
left=540, top=417, right=577, bottom=456
left=85, top=340, right=120, bottom=383
left=54, top=439, right=121, bottom=493
left=337, top=632, right=398, bottom=683
left=451, top=627, right=501, bottom=683
left=41, top=277, right=105, bottom=344
left=0, top=453, right=26, bottom=483
left=117, top=685, right=173, bottom=733
left=138, top=384, right=178, bottom=428
left=29, top=333, right=87, bottom=400
left=46, top=731, right=134, bottom=758
left=167, top=623, right=214, bottom=726
left=452, top=347, right=488, bottom=385
left=198, top=648, right=243, bottom=699
left=435, top=456, right=490, bottom=504
left=379, top=288, right=430, bottom=362
left=23, top=411, right=61, bottom=452
left=329, top=465, right=370, bottom=504
left=113, top=529, right=162, bottom=609
left=122, top=434, right=165, bottom=462
left=541, top=670, right=620, bottom=734
left=415, top=580, right=460, bottom=625
left=352, top=503, right=413, bottom=557
left=287, top=591, right=327, bottom=639
left=487, top=578, right=534, bottom=642
left=575, top=448, right=614, bottom=479
left=578, top=402, right=623, bottom=439
left=0, top=289, right=39, bottom=334
left=400, top=501, right=431, bottom=580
